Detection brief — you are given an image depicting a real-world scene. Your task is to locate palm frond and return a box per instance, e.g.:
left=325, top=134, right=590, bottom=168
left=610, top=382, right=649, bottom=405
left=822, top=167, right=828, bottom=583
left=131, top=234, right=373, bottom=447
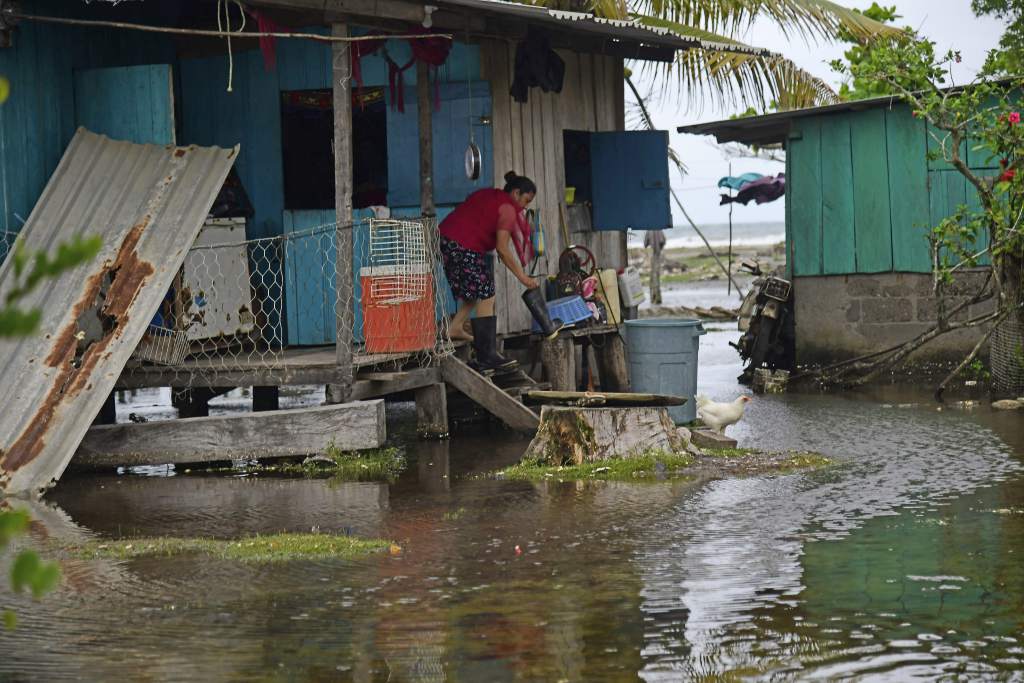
left=638, top=47, right=840, bottom=112
left=628, top=0, right=902, bottom=42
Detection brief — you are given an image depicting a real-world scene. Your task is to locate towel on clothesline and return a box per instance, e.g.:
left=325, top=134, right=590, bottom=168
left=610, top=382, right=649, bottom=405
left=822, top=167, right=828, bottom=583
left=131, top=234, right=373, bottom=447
left=719, top=173, right=786, bottom=206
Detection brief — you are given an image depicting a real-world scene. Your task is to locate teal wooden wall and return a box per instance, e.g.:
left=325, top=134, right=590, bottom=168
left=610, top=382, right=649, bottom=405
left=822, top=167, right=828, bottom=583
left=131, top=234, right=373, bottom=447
left=787, top=103, right=995, bottom=277
left=0, top=0, right=176, bottom=238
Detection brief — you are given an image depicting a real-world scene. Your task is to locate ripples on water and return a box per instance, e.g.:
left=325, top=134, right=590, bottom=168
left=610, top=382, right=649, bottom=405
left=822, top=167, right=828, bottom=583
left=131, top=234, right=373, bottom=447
left=3, top=330, right=1024, bottom=681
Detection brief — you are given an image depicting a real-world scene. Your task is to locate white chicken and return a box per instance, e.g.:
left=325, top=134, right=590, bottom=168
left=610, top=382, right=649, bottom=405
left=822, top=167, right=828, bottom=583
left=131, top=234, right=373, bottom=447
left=696, top=395, right=752, bottom=434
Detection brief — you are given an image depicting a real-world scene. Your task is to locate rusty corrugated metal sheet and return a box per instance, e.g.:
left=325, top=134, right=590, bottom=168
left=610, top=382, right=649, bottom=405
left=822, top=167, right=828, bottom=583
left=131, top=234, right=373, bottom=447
left=0, top=128, right=237, bottom=496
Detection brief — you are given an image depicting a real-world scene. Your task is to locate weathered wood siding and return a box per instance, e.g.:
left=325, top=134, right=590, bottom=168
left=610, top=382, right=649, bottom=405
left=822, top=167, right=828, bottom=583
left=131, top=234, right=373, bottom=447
left=788, top=102, right=995, bottom=277
left=481, top=41, right=627, bottom=334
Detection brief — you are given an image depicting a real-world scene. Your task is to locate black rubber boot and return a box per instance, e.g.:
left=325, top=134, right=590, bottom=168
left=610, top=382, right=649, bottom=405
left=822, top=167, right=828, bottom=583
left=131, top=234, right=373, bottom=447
left=522, top=287, right=567, bottom=339
left=471, top=316, right=518, bottom=371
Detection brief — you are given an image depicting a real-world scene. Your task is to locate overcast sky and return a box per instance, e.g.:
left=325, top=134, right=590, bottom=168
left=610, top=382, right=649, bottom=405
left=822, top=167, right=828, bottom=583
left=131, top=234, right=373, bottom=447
left=636, top=0, right=1007, bottom=226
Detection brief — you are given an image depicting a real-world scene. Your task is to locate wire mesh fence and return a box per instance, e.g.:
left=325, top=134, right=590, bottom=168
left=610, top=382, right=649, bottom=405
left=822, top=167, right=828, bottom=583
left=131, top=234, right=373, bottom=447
left=0, top=229, right=17, bottom=265
left=122, top=216, right=454, bottom=388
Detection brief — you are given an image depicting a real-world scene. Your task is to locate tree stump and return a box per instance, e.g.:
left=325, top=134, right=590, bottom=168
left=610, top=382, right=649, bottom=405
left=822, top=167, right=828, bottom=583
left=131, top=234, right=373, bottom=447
left=523, top=406, right=686, bottom=466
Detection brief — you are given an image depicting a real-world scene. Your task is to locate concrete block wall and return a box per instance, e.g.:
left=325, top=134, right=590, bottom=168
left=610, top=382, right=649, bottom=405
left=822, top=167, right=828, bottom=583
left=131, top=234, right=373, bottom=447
left=794, top=271, right=993, bottom=365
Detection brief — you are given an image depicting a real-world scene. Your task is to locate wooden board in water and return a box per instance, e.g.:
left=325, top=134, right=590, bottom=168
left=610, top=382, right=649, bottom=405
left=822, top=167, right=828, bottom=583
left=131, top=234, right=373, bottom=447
left=523, top=390, right=687, bottom=407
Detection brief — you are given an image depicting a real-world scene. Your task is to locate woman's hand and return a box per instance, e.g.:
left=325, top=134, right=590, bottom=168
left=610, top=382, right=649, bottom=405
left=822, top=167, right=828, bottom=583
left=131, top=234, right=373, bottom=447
left=519, top=275, right=540, bottom=289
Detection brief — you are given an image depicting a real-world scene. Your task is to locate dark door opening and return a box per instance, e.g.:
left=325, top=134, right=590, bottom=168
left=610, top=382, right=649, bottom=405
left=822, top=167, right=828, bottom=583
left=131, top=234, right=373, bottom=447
left=280, top=88, right=388, bottom=211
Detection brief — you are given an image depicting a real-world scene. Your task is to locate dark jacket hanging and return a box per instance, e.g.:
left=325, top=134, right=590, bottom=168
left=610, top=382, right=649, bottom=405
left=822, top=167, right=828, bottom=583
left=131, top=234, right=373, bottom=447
left=510, top=30, right=566, bottom=103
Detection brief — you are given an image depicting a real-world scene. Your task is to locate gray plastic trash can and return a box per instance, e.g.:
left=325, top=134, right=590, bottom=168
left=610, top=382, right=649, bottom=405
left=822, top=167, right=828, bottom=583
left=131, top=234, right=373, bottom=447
left=624, top=318, right=706, bottom=424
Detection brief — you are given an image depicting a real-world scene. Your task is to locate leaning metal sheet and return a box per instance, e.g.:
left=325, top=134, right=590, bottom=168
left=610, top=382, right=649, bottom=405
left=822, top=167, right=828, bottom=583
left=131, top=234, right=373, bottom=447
left=0, top=128, right=237, bottom=496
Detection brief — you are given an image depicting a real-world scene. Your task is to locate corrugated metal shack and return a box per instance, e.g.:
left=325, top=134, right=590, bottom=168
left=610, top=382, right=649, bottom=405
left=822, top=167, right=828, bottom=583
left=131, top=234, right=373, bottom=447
left=679, top=97, right=998, bottom=364
left=0, top=0, right=747, bottom=490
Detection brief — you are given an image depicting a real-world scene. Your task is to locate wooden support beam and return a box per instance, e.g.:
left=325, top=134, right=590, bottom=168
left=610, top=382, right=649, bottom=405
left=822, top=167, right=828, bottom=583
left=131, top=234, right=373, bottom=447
left=541, top=335, right=576, bottom=392
left=349, top=367, right=442, bottom=400
left=417, top=59, right=435, bottom=218
left=440, top=357, right=540, bottom=432
left=415, top=383, right=449, bottom=439
left=330, top=21, right=355, bottom=404
left=75, top=401, right=386, bottom=469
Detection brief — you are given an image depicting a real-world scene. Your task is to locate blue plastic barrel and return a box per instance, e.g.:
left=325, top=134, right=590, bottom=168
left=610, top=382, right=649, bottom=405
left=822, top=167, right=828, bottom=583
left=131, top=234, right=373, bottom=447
left=624, top=318, right=707, bottom=423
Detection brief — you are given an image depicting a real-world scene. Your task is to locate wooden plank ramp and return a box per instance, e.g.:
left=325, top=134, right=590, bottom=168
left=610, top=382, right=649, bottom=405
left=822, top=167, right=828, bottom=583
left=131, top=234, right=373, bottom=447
left=73, top=401, right=386, bottom=469
left=440, top=357, right=540, bottom=433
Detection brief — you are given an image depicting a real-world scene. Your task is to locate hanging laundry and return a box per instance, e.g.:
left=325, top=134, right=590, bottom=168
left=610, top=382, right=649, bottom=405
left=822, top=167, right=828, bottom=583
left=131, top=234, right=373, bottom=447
left=717, top=172, right=764, bottom=191
left=510, top=29, right=565, bottom=104
left=244, top=7, right=287, bottom=71
left=719, top=173, right=786, bottom=206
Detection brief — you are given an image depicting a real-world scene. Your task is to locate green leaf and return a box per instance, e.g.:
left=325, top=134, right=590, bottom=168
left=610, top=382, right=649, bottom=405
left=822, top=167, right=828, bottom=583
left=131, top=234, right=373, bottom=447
left=10, top=551, right=59, bottom=599
left=0, top=510, right=30, bottom=548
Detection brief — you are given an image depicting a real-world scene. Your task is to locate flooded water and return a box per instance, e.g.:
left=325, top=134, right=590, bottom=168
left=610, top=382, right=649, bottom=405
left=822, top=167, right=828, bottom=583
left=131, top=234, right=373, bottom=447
left=3, top=323, right=1024, bottom=681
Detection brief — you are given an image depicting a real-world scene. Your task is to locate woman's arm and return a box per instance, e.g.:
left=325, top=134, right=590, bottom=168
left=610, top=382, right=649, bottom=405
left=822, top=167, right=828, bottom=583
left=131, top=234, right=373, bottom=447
left=496, top=229, right=538, bottom=289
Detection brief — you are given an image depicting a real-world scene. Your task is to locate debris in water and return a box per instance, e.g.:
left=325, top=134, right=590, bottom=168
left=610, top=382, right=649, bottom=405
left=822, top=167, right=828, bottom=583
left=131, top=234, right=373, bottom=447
left=514, top=545, right=522, bottom=556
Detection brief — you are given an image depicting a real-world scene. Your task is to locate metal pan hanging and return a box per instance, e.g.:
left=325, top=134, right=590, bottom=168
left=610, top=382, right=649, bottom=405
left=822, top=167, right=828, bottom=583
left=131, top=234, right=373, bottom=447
left=464, top=141, right=481, bottom=180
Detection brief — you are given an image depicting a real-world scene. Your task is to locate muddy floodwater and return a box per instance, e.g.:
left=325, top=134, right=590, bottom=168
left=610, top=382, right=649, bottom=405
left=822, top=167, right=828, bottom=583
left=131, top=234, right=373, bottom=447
left=3, top=323, right=1024, bottom=681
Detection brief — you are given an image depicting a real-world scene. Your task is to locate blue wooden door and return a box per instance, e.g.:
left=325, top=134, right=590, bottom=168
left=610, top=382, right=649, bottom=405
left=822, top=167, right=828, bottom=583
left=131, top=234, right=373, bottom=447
left=73, top=65, right=175, bottom=144
left=387, top=82, right=493, bottom=207
left=589, top=131, right=671, bottom=231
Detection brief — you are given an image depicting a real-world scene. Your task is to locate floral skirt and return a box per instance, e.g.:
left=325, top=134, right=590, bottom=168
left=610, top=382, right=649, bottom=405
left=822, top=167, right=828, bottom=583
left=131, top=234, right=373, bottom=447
left=441, top=237, right=495, bottom=301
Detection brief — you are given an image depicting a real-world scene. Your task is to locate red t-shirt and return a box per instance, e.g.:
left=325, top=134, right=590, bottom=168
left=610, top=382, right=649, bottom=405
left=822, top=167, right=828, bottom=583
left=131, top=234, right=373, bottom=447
left=440, top=188, right=521, bottom=254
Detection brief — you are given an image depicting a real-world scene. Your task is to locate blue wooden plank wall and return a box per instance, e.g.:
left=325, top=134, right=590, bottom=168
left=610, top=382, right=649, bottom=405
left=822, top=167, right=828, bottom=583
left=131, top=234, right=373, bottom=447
left=0, top=2, right=176, bottom=238
left=787, top=103, right=999, bottom=276
left=73, top=65, right=175, bottom=145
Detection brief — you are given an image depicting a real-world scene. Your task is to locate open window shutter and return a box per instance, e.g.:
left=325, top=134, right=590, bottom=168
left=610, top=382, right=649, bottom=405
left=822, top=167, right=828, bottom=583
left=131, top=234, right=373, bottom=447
left=387, top=81, right=492, bottom=208
left=74, top=65, right=176, bottom=144
left=589, top=130, right=671, bottom=231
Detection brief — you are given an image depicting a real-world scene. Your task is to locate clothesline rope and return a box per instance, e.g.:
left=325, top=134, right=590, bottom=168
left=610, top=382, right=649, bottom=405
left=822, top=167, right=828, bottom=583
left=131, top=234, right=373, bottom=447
left=3, top=10, right=454, bottom=43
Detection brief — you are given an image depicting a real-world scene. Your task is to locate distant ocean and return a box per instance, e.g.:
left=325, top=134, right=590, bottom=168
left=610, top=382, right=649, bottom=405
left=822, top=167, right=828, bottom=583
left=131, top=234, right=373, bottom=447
left=627, top=221, right=785, bottom=250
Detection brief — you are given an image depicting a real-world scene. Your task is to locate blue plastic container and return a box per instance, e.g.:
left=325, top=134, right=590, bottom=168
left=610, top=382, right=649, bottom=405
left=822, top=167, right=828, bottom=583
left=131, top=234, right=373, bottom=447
left=624, top=318, right=706, bottom=423
left=531, top=295, right=592, bottom=332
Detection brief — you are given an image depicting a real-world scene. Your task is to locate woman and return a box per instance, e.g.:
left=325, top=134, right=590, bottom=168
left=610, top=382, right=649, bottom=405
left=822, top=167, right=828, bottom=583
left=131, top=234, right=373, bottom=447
left=440, top=171, right=562, bottom=372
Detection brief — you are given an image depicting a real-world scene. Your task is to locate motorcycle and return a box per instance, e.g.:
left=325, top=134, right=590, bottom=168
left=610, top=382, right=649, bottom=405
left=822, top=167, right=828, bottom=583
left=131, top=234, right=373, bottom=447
left=731, top=261, right=795, bottom=384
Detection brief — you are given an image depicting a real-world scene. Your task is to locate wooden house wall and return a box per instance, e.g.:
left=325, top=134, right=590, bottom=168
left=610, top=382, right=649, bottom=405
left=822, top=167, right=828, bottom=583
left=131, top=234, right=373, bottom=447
left=787, top=102, right=995, bottom=278
left=480, top=40, right=627, bottom=334
left=0, top=11, right=176, bottom=240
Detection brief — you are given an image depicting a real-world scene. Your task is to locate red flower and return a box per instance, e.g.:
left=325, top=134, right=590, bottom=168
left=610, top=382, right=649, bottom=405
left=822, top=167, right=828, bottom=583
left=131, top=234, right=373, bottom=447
left=1010, top=112, right=1021, bottom=125
left=1000, top=168, right=1016, bottom=183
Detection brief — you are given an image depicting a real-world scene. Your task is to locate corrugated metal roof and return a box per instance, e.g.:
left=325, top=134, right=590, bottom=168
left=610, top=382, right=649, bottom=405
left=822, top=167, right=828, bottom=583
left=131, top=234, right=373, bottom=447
left=435, top=0, right=767, bottom=56
left=0, top=128, right=237, bottom=496
left=676, top=95, right=905, bottom=145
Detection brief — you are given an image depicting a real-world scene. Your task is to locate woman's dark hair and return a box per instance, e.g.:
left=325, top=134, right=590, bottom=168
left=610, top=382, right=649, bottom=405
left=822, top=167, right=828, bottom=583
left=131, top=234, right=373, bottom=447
left=503, top=171, right=537, bottom=195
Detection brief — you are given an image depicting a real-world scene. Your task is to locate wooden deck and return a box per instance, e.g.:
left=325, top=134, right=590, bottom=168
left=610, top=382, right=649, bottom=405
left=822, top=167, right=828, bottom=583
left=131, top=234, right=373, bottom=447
left=116, top=345, right=432, bottom=389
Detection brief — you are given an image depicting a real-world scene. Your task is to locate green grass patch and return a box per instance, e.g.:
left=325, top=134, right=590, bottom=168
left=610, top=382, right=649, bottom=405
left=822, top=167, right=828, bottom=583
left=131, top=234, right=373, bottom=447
left=777, top=452, right=833, bottom=471
left=198, top=446, right=407, bottom=482
left=496, top=450, right=695, bottom=482
left=704, top=447, right=758, bottom=458
left=70, top=533, right=392, bottom=563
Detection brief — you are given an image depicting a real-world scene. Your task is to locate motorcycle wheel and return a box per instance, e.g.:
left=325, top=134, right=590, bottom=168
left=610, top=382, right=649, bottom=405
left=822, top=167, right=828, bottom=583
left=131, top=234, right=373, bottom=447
left=738, top=317, right=776, bottom=384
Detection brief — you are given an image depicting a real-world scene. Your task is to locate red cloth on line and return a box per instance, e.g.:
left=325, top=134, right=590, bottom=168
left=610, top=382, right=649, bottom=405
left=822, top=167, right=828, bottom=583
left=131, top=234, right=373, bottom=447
left=440, top=189, right=533, bottom=266
left=245, top=7, right=285, bottom=71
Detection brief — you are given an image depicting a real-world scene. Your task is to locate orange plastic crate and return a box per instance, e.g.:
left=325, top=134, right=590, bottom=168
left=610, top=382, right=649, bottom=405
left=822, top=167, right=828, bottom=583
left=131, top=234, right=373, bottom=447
left=360, top=265, right=436, bottom=353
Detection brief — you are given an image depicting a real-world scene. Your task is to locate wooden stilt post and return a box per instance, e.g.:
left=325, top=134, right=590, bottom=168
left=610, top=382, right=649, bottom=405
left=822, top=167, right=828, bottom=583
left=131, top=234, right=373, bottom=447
left=594, top=333, right=630, bottom=392
left=541, top=336, right=576, bottom=392
left=253, top=386, right=280, bottom=412
left=415, top=383, right=449, bottom=439
left=417, top=60, right=435, bottom=219
left=328, top=22, right=355, bottom=405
